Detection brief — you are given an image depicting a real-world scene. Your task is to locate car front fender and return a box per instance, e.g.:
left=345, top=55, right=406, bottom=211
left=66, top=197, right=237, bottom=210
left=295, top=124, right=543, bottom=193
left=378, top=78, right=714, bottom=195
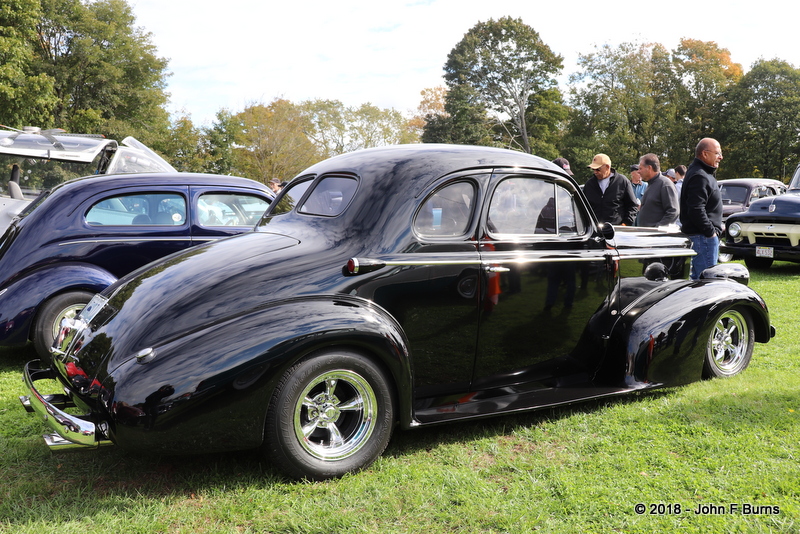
left=0, top=263, right=116, bottom=346
left=603, top=279, right=771, bottom=387
left=101, top=295, right=414, bottom=453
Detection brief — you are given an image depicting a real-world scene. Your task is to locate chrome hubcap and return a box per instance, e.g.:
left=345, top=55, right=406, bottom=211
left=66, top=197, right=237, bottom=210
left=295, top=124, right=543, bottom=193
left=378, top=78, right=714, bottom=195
left=294, top=370, right=377, bottom=460
left=51, top=303, right=86, bottom=339
left=709, top=310, right=748, bottom=373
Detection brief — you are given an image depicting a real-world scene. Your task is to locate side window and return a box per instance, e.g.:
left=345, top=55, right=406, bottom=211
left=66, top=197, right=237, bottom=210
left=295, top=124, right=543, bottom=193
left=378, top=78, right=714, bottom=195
left=86, top=193, right=186, bottom=226
left=299, top=176, right=357, bottom=216
left=197, top=193, right=269, bottom=227
left=488, top=177, right=585, bottom=236
left=415, top=181, right=475, bottom=237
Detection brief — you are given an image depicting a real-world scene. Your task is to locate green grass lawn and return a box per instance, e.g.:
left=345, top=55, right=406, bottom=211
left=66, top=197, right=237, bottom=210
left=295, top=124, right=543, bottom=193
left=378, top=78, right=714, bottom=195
left=1, top=263, right=798, bottom=533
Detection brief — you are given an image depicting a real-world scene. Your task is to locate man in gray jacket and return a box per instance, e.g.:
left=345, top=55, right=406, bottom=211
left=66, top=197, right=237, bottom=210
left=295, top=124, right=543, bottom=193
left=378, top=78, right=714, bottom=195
left=637, top=153, right=679, bottom=227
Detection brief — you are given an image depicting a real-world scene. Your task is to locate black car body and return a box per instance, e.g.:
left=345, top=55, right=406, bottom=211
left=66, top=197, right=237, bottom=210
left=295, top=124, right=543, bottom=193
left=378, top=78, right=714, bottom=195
left=718, top=178, right=786, bottom=221
left=721, top=164, right=800, bottom=269
left=1, top=172, right=272, bottom=358
left=22, top=145, right=773, bottom=480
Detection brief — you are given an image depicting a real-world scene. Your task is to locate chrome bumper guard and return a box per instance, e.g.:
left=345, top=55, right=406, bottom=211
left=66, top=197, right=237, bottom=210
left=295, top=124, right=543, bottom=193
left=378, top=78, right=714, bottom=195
left=20, top=360, right=113, bottom=451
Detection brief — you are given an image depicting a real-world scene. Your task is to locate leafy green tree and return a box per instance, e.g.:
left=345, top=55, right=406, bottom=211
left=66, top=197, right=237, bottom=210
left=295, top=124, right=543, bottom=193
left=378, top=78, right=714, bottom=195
left=568, top=42, right=667, bottom=168
left=443, top=17, right=564, bottom=154
left=346, top=103, right=417, bottom=149
left=201, top=109, right=238, bottom=176
left=300, top=99, right=348, bottom=158
left=31, top=0, right=171, bottom=138
left=231, top=99, right=322, bottom=183
left=302, top=99, right=418, bottom=157
left=160, top=112, right=207, bottom=173
left=0, top=0, right=57, bottom=127
left=716, top=59, right=800, bottom=180
left=671, top=39, right=743, bottom=163
left=422, top=84, right=494, bottom=146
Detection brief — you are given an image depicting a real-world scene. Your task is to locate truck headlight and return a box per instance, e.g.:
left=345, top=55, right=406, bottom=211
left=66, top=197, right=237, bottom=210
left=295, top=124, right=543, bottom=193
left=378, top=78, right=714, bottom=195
left=728, top=222, right=741, bottom=238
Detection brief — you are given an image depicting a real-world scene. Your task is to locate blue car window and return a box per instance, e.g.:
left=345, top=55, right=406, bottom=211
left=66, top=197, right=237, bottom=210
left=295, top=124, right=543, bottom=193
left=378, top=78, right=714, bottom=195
left=198, top=193, right=270, bottom=227
left=86, top=193, right=186, bottom=226
left=415, top=181, right=475, bottom=237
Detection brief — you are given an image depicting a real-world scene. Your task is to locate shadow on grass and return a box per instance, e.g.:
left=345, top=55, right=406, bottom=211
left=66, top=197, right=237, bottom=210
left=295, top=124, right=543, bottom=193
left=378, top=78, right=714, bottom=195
left=3, top=334, right=797, bottom=527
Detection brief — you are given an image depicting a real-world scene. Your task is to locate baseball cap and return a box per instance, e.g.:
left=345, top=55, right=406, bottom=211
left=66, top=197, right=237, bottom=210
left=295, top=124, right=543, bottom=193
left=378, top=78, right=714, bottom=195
left=552, top=157, right=573, bottom=176
left=588, top=154, right=611, bottom=169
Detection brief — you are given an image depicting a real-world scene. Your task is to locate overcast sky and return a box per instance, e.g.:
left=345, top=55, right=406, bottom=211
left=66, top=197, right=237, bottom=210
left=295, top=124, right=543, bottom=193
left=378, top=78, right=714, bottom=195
left=130, top=0, right=794, bottom=126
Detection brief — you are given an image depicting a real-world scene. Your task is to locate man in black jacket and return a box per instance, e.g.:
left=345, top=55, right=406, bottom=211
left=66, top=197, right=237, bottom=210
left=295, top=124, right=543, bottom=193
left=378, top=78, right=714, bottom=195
left=679, top=138, right=724, bottom=279
left=583, top=153, right=637, bottom=226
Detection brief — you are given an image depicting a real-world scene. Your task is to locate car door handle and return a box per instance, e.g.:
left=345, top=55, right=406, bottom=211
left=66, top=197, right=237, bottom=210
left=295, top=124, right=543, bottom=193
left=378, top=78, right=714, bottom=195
left=484, top=265, right=510, bottom=273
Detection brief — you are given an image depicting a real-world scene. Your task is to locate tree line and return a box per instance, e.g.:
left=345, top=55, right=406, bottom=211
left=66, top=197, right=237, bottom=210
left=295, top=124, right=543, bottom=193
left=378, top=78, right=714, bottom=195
left=3, top=3, right=800, bottom=184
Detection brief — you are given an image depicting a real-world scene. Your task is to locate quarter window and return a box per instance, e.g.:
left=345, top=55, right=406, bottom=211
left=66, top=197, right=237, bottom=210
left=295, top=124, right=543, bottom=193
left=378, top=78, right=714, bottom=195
left=415, top=182, right=476, bottom=237
left=298, top=176, right=357, bottom=216
left=86, top=193, right=186, bottom=226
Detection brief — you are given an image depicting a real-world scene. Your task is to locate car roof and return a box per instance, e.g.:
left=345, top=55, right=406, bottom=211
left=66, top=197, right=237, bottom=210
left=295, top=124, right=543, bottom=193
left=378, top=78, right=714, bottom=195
left=718, top=178, right=786, bottom=186
left=293, top=144, right=568, bottom=195
left=50, top=172, right=272, bottom=194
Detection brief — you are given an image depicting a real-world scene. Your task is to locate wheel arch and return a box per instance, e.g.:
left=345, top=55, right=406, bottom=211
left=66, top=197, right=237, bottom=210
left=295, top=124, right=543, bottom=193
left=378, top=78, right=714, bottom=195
left=104, top=295, right=413, bottom=453
left=606, top=280, right=771, bottom=387
left=0, top=263, right=115, bottom=346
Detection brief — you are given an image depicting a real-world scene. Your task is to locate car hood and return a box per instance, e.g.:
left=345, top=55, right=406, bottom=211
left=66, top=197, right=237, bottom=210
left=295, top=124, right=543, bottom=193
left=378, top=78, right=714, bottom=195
left=742, top=191, right=800, bottom=217
left=83, top=232, right=304, bottom=371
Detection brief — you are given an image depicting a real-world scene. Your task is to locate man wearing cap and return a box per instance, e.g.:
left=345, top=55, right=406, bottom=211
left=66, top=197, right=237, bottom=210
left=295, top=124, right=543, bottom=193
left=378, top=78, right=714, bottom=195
left=552, top=157, right=574, bottom=176
left=583, top=153, right=638, bottom=226
left=637, top=154, right=679, bottom=227
left=629, top=164, right=647, bottom=205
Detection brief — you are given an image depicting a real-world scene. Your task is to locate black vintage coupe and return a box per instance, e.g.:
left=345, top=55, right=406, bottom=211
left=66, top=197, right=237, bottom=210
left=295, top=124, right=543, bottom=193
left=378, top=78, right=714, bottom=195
left=22, top=145, right=773, bottom=480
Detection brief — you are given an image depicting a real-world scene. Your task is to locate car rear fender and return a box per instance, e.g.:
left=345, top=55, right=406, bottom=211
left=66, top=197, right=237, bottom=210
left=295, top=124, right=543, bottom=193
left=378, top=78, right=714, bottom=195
left=0, top=263, right=116, bottom=346
left=103, top=295, right=414, bottom=452
left=606, top=280, right=771, bottom=387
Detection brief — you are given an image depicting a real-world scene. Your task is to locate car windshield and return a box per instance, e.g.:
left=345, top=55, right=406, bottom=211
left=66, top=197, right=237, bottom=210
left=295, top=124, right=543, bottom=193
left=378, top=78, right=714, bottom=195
left=719, top=184, right=749, bottom=204
left=790, top=166, right=800, bottom=190
left=1, top=129, right=175, bottom=199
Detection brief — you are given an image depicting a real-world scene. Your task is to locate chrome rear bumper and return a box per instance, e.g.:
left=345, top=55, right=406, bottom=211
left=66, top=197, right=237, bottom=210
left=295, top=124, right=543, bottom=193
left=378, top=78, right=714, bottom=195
left=20, top=360, right=113, bottom=451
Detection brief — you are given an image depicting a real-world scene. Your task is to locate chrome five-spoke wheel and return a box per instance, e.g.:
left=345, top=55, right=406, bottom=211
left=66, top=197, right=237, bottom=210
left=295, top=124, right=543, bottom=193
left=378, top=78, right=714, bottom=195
left=704, top=308, right=754, bottom=378
left=266, top=350, right=395, bottom=480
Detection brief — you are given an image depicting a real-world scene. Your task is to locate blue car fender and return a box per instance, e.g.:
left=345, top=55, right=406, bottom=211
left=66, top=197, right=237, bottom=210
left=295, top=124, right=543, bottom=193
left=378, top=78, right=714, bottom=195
left=0, top=263, right=116, bottom=346
left=609, top=279, right=770, bottom=387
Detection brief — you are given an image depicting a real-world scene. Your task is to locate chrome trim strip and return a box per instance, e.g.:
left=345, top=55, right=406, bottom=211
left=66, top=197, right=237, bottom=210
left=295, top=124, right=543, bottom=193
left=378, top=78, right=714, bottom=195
left=59, top=237, right=194, bottom=246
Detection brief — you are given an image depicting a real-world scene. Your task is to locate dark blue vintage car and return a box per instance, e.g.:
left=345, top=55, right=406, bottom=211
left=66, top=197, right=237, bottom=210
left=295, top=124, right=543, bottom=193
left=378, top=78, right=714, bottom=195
left=22, top=145, right=773, bottom=480
left=1, top=172, right=272, bottom=358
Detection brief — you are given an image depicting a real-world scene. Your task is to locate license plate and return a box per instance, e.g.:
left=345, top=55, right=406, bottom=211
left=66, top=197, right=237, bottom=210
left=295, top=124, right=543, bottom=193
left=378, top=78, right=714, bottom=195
left=80, top=294, right=108, bottom=323
left=755, top=246, right=774, bottom=258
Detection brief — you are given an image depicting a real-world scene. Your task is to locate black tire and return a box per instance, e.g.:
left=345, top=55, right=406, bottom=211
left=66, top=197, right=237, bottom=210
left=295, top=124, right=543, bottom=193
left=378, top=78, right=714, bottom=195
left=265, top=349, right=395, bottom=480
left=703, top=308, right=754, bottom=378
left=33, top=290, right=95, bottom=362
left=744, top=256, right=773, bottom=270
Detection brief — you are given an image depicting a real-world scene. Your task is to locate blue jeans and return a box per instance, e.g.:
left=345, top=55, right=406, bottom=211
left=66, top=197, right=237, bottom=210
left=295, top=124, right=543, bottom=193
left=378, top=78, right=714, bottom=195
left=688, top=234, right=719, bottom=280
